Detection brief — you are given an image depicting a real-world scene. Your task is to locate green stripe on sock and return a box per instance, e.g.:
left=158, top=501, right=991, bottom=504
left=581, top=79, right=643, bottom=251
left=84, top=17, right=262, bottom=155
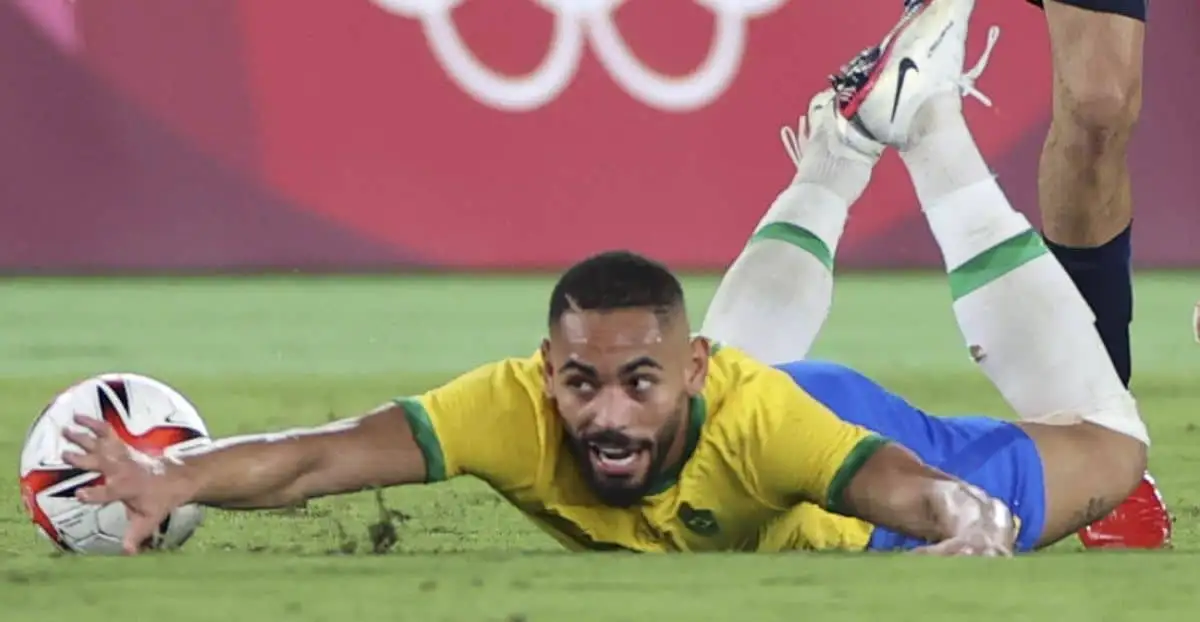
left=948, top=229, right=1050, bottom=301
left=748, top=222, right=834, bottom=271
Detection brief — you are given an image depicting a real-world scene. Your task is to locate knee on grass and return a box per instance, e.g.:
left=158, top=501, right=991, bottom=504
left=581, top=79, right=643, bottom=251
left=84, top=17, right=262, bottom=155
left=1031, top=410, right=1147, bottom=539
left=1084, top=419, right=1148, bottom=507
left=1076, top=395, right=1149, bottom=503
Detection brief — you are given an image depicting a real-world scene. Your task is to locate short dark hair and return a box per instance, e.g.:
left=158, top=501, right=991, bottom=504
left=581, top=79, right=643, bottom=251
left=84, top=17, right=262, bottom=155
left=548, top=250, right=686, bottom=327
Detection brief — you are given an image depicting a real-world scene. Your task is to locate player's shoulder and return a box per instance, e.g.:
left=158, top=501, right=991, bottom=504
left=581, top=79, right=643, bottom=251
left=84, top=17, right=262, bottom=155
left=702, top=340, right=825, bottom=432
left=410, top=351, right=552, bottom=426
left=397, top=352, right=557, bottom=490
left=704, top=341, right=805, bottom=403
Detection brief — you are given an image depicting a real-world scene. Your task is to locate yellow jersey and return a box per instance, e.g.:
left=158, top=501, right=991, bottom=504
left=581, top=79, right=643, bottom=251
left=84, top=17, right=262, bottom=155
left=395, top=344, right=884, bottom=552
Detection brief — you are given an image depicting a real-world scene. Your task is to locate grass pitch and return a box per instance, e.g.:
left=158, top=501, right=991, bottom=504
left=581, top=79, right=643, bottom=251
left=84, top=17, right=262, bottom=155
left=1, top=273, right=1198, bottom=621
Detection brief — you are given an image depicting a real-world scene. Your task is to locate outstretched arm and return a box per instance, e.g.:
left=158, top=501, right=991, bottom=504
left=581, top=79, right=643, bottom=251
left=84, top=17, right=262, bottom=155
left=63, top=402, right=429, bottom=513
left=171, top=404, right=425, bottom=510
left=62, top=359, right=541, bottom=554
left=60, top=403, right=430, bottom=554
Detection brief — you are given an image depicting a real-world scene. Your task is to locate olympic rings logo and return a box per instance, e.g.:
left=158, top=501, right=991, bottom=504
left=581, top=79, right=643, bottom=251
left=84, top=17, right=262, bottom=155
left=371, top=0, right=789, bottom=112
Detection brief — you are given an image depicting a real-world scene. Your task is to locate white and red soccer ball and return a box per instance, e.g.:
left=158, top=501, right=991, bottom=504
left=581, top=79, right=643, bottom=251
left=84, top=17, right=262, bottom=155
left=18, top=373, right=211, bottom=554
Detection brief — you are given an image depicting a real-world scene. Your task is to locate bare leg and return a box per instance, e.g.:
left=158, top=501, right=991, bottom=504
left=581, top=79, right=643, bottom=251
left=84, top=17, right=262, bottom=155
left=1038, top=1, right=1170, bottom=549
left=1040, top=1, right=1143, bottom=386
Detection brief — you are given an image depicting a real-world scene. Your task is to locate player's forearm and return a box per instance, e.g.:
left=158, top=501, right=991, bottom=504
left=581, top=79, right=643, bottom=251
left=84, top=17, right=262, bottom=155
left=845, top=462, right=962, bottom=542
left=842, top=444, right=1014, bottom=545
left=866, top=473, right=987, bottom=543
left=169, top=432, right=328, bottom=510
left=170, top=418, right=369, bottom=509
left=167, top=410, right=425, bottom=510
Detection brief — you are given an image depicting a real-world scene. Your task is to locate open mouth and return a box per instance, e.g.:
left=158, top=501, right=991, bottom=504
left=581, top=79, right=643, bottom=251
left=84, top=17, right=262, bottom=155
left=588, top=443, right=648, bottom=478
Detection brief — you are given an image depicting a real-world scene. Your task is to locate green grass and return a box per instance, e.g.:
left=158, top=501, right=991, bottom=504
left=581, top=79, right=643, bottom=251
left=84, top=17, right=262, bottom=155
left=1, top=273, right=1199, bottom=621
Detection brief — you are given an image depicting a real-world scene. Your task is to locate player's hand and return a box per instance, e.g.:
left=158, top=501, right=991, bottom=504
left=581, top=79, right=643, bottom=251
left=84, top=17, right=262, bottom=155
left=910, top=481, right=1018, bottom=557
left=61, top=414, right=188, bottom=555
left=911, top=534, right=1013, bottom=557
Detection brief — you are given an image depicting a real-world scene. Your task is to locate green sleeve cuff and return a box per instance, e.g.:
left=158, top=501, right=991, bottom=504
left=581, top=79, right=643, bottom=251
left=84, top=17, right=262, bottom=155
left=395, top=397, right=447, bottom=483
left=825, top=435, right=890, bottom=515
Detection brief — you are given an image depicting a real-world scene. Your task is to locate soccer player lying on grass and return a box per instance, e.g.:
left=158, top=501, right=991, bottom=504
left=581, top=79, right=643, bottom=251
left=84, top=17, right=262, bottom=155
left=61, top=0, right=1149, bottom=557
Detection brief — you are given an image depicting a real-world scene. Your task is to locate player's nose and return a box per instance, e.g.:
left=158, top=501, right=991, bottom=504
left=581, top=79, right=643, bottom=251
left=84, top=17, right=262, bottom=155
left=588, top=388, right=637, bottom=429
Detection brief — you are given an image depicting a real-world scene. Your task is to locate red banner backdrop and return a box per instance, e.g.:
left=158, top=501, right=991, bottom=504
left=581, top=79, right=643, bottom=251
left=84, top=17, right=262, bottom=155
left=1, top=0, right=1197, bottom=273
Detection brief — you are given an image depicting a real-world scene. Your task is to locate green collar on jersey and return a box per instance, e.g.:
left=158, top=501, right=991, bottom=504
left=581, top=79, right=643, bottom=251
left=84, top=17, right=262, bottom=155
left=644, top=394, right=708, bottom=497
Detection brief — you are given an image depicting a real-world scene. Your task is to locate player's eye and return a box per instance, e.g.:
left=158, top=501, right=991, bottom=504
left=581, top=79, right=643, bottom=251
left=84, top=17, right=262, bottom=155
left=565, top=377, right=596, bottom=394
left=629, top=376, right=655, bottom=393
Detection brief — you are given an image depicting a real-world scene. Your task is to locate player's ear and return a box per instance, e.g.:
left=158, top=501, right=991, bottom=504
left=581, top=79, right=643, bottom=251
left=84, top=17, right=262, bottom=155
left=684, top=336, right=710, bottom=396
left=539, top=338, right=554, bottom=398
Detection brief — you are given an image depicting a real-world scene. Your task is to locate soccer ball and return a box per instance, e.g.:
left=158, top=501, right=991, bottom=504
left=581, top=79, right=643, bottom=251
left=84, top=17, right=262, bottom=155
left=18, top=373, right=212, bottom=554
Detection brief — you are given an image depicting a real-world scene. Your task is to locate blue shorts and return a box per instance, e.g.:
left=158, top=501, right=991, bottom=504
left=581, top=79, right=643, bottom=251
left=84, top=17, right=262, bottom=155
left=774, top=360, right=1048, bottom=552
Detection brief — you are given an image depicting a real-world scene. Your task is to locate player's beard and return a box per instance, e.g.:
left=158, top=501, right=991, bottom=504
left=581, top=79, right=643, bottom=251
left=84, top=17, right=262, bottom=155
left=567, top=400, right=686, bottom=508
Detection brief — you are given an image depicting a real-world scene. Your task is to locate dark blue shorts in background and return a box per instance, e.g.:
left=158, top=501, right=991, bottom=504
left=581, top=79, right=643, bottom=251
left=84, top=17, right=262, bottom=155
left=1026, top=0, right=1147, bottom=22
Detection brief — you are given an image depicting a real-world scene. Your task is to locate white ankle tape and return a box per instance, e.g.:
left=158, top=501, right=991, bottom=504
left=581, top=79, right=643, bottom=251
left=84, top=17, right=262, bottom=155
left=1082, top=392, right=1150, bottom=446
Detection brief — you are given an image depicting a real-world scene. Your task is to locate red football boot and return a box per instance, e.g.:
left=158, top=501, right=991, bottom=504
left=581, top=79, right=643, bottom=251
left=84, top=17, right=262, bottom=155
left=1077, top=472, right=1172, bottom=549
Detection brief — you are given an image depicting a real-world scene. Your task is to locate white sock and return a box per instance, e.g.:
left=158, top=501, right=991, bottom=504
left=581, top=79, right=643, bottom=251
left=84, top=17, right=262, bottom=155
left=701, top=131, right=873, bottom=365
left=900, top=95, right=992, bottom=206
left=900, top=95, right=1148, bottom=445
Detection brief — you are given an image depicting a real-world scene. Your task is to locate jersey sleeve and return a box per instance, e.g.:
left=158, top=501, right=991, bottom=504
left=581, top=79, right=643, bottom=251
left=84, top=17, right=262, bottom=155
left=393, top=359, right=543, bottom=493
left=741, top=371, right=890, bottom=515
